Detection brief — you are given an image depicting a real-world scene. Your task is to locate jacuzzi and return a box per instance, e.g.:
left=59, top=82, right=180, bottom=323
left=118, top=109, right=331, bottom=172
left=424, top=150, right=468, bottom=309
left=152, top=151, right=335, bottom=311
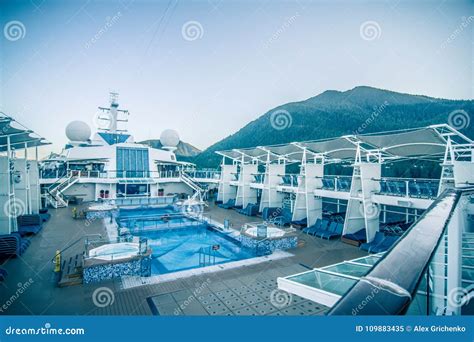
left=88, top=242, right=139, bottom=261
left=244, top=227, right=286, bottom=238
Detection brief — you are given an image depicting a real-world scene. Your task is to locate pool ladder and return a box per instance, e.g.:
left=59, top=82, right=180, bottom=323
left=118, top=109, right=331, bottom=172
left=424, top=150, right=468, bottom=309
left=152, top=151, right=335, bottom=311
left=198, top=246, right=217, bottom=267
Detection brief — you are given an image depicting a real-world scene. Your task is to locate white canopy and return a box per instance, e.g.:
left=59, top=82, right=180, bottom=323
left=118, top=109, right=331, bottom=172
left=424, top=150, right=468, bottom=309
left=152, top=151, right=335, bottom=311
left=0, top=113, right=50, bottom=152
left=216, top=124, right=473, bottom=164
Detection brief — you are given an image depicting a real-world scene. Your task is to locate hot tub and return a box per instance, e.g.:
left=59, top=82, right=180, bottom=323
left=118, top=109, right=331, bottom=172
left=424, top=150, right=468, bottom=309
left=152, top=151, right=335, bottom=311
left=89, top=242, right=139, bottom=261
left=244, top=227, right=286, bottom=238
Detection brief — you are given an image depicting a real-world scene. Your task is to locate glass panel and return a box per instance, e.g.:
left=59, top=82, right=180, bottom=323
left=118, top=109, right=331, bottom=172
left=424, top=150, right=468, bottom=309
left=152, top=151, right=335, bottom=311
left=323, top=262, right=371, bottom=278
left=351, top=255, right=382, bottom=266
left=287, top=270, right=356, bottom=296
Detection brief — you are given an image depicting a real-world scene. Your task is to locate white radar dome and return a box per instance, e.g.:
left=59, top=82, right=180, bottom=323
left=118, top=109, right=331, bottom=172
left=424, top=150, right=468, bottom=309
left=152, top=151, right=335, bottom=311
left=66, top=121, right=91, bottom=142
left=160, top=129, right=180, bottom=148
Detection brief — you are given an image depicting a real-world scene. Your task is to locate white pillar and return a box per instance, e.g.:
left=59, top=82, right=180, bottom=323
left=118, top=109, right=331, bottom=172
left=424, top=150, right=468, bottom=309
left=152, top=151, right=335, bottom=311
left=293, top=162, right=323, bottom=226
left=217, top=163, right=238, bottom=203
left=236, top=163, right=258, bottom=207
left=259, top=163, right=285, bottom=212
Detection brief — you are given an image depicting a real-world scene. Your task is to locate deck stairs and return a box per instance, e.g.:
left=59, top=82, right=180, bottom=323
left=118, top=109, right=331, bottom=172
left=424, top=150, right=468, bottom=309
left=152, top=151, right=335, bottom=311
left=45, top=174, right=79, bottom=208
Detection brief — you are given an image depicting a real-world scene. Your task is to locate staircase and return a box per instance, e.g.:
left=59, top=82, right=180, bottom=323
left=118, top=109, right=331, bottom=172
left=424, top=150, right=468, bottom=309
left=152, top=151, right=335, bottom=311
left=180, top=171, right=207, bottom=201
left=45, top=174, right=79, bottom=208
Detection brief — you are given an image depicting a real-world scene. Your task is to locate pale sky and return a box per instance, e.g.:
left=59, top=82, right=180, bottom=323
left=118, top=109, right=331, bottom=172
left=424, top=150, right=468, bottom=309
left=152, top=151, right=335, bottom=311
left=1, top=0, right=472, bottom=156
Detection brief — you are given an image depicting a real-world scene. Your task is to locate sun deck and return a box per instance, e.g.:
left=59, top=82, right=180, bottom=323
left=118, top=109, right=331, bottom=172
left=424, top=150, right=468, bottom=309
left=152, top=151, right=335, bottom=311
left=0, top=203, right=366, bottom=316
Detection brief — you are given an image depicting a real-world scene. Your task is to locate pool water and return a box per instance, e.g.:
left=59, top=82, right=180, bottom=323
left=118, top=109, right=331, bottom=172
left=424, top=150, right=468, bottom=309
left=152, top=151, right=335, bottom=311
left=118, top=206, right=176, bottom=218
left=133, top=226, right=256, bottom=274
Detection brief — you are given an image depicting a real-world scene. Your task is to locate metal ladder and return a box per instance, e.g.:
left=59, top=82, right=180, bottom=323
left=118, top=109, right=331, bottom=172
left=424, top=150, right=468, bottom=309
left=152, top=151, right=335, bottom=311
left=198, top=246, right=217, bottom=267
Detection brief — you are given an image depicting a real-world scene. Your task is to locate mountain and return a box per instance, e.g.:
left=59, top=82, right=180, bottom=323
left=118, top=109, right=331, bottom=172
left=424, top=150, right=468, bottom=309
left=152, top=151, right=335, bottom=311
left=140, top=139, right=201, bottom=161
left=193, top=86, right=474, bottom=168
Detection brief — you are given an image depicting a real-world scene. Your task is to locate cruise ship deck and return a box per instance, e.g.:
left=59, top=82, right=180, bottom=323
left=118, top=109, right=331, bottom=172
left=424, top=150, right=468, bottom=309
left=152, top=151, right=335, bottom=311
left=1, top=109, right=473, bottom=317
left=0, top=203, right=366, bottom=316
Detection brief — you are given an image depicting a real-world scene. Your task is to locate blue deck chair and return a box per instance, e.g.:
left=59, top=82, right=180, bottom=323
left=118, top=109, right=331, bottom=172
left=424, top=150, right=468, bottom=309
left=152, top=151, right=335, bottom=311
left=395, top=181, right=406, bottom=196
left=379, top=181, right=389, bottom=194
left=321, top=223, right=344, bottom=240
left=370, top=235, right=399, bottom=253
left=237, top=203, right=252, bottom=215
left=303, top=219, right=321, bottom=234
left=408, top=181, right=419, bottom=197
left=308, top=219, right=330, bottom=236
left=218, top=199, right=235, bottom=209
left=262, top=207, right=280, bottom=221
left=315, top=221, right=338, bottom=238
left=416, top=182, right=431, bottom=198
left=338, top=178, right=350, bottom=191
left=360, top=231, right=385, bottom=252
left=273, top=208, right=292, bottom=226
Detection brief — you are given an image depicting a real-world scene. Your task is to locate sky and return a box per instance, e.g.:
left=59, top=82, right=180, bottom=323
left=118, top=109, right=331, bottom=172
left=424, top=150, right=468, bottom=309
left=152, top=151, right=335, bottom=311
left=0, top=0, right=473, bottom=156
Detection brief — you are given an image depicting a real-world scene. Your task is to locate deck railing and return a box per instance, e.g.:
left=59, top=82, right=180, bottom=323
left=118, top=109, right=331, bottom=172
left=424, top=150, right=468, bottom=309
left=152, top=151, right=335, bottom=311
left=40, top=169, right=220, bottom=181
left=280, top=174, right=299, bottom=187
left=376, top=177, right=439, bottom=199
left=329, top=188, right=470, bottom=315
left=319, top=175, right=352, bottom=192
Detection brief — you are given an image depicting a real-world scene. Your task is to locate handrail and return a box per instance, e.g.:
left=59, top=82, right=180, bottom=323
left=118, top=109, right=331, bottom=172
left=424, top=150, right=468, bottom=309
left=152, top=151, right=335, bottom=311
left=50, top=234, right=102, bottom=261
left=329, top=188, right=472, bottom=315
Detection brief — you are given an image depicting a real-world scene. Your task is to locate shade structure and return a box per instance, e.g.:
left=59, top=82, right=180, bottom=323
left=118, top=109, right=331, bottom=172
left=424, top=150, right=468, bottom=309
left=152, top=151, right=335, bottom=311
left=216, top=124, right=473, bottom=164
left=0, top=113, right=50, bottom=152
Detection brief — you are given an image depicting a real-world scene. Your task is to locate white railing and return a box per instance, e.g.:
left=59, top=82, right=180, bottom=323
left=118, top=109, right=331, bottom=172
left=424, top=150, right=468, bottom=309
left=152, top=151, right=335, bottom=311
left=111, top=195, right=176, bottom=207
left=40, top=169, right=220, bottom=181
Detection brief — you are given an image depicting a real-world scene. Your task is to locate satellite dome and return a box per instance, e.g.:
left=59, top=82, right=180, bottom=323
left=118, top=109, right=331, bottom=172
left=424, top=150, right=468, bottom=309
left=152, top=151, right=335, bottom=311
left=160, top=129, right=180, bottom=148
left=65, top=121, right=91, bottom=142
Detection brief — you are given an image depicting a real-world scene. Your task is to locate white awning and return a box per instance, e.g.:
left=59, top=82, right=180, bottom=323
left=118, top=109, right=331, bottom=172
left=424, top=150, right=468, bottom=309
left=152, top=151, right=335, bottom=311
left=216, top=124, right=473, bottom=164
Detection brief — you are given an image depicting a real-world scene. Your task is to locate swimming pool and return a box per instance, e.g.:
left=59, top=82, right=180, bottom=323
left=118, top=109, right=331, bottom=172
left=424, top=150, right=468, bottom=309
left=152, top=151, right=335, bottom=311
left=133, top=226, right=256, bottom=274
left=89, top=242, right=139, bottom=261
left=117, top=206, right=198, bottom=232
left=117, top=207, right=257, bottom=275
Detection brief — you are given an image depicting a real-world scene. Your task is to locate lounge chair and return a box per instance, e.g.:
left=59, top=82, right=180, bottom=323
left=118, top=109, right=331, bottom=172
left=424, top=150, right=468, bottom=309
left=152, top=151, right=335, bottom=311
left=307, top=219, right=330, bottom=236
left=262, top=207, right=280, bottom=221
left=237, top=203, right=258, bottom=216
left=0, top=234, right=21, bottom=258
left=320, top=223, right=344, bottom=239
left=315, top=221, right=337, bottom=238
left=218, top=199, right=235, bottom=209
left=303, top=219, right=321, bottom=234
left=360, top=231, right=385, bottom=253
left=273, top=208, right=293, bottom=226
left=17, top=214, right=43, bottom=235
left=370, top=235, right=399, bottom=253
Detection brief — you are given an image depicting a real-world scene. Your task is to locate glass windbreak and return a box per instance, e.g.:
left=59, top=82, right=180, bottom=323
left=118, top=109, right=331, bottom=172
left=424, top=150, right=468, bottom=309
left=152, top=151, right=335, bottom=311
left=323, top=262, right=372, bottom=278
left=351, top=255, right=382, bottom=266
left=287, top=270, right=357, bottom=296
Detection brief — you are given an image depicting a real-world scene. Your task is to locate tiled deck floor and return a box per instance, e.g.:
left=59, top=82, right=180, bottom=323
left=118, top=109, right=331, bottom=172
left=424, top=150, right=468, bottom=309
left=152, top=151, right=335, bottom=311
left=0, top=203, right=367, bottom=316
